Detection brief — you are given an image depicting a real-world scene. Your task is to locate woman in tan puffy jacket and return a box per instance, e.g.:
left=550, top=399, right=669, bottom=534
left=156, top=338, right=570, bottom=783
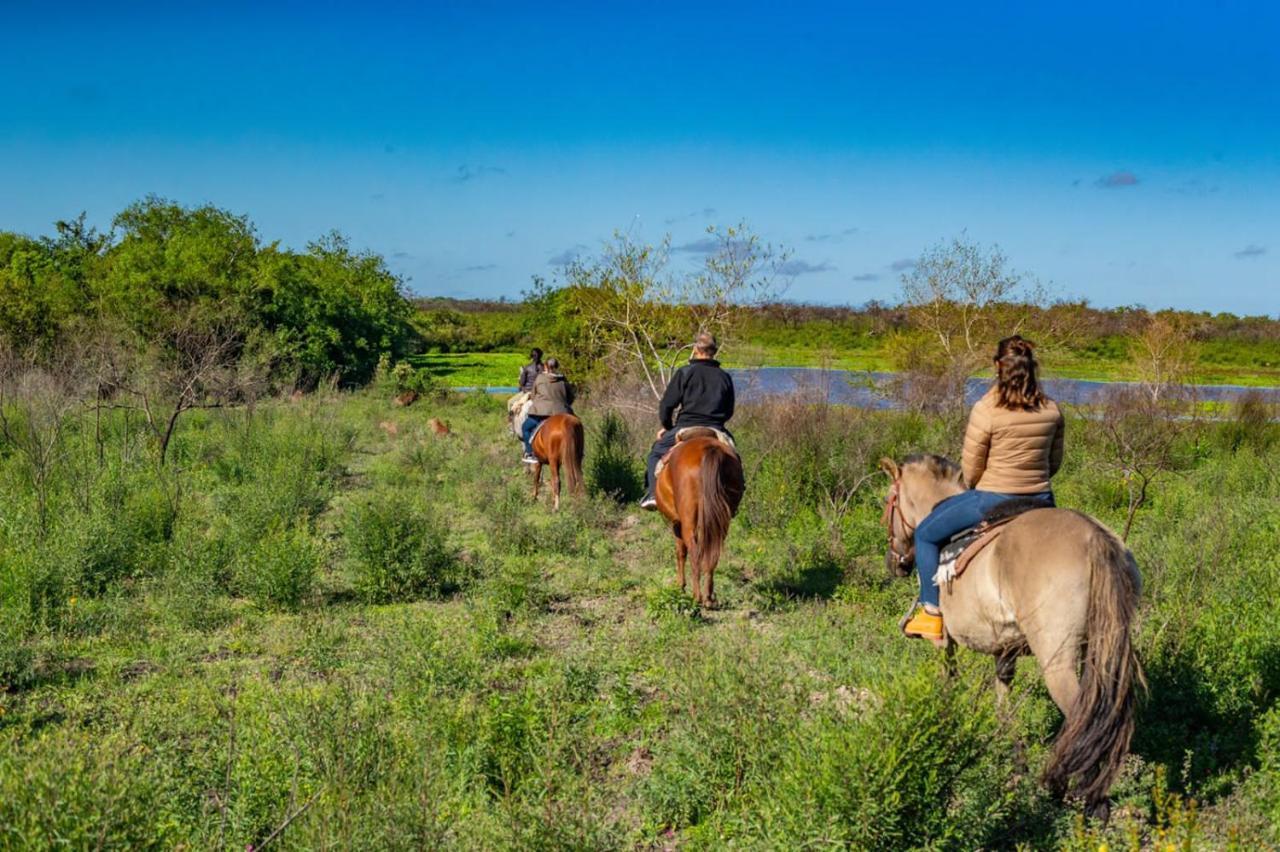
left=902, top=335, right=1065, bottom=642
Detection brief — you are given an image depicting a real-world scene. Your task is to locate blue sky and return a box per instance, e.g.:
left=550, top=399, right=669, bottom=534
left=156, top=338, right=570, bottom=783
left=2, top=1, right=1278, bottom=314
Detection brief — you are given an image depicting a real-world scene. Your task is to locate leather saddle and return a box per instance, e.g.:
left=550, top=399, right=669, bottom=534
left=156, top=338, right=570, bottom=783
left=654, top=426, right=737, bottom=480
left=935, top=497, right=1047, bottom=586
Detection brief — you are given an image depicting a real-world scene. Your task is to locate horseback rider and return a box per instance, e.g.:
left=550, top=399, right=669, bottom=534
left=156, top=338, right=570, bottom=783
left=521, top=357, right=575, bottom=465
left=640, top=332, right=735, bottom=510
left=508, top=347, right=543, bottom=426
left=518, top=347, right=543, bottom=395
left=902, top=335, right=1064, bottom=642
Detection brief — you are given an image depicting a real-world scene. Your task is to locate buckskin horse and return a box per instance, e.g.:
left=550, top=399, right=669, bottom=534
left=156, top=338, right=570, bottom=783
left=880, top=453, right=1142, bottom=820
left=655, top=430, right=745, bottom=608
left=529, top=413, right=584, bottom=510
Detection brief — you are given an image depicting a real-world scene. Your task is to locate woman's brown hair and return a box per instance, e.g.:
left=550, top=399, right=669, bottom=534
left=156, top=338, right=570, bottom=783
left=994, top=334, right=1047, bottom=410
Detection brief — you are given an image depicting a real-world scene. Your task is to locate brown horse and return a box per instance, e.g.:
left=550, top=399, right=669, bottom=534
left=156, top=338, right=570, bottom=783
left=880, top=454, right=1142, bottom=819
left=530, top=413, right=584, bottom=510
left=656, top=432, right=745, bottom=607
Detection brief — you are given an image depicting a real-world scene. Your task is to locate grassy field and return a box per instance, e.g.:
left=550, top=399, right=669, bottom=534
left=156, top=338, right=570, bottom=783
left=2, top=388, right=1280, bottom=848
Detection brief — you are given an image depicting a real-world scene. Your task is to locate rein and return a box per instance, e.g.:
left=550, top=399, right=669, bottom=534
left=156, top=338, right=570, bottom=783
left=881, top=479, right=916, bottom=568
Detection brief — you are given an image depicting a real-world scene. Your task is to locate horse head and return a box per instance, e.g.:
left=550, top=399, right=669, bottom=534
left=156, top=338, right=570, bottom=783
left=879, top=454, right=965, bottom=578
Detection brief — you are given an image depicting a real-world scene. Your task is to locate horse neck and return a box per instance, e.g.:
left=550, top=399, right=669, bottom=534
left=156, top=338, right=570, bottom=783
left=910, top=479, right=966, bottom=526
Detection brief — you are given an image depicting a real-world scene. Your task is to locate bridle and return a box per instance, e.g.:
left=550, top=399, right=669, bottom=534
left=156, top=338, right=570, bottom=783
left=881, top=479, right=916, bottom=570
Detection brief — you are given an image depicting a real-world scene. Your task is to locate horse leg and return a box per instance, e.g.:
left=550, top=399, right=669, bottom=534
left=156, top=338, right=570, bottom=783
left=995, top=650, right=1019, bottom=706
left=550, top=457, right=561, bottom=511
left=704, top=560, right=717, bottom=609
left=1026, top=632, right=1082, bottom=798
left=687, top=534, right=703, bottom=606
left=674, top=531, right=688, bottom=592
left=532, top=461, right=543, bottom=501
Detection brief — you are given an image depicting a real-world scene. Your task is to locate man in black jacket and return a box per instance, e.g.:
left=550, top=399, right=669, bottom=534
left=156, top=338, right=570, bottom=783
left=640, top=332, right=735, bottom=510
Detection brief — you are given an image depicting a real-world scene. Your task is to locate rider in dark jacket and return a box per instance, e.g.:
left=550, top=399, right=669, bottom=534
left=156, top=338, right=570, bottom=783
left=640, top=332, right=735, bottom=509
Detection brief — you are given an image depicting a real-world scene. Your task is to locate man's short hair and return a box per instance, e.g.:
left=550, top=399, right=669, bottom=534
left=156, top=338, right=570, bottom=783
left=545, top=357, right=560, bottom=371
left=693, top=332, right=719, bottom=357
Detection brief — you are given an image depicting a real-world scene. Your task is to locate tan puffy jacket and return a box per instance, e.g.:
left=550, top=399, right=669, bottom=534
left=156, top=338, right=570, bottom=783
left=962, top=388, right=1065, bottom=494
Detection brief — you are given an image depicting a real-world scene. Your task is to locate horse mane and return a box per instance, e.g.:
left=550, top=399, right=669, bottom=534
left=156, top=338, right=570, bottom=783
left=902, top=453, right=963, bottom=485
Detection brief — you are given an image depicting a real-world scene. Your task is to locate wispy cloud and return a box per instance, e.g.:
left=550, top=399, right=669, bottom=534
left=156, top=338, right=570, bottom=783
left=673, top=237, right=721, bottom=254
left=462, top=263, right=498, bottom=272
left=1096, top=170, right=1140, bottom=189
left=453, top=163, right=507, bottom=183
left=548, top=244, right=588, bottom=266
left=391, top=251, right=412, bottom=259
left=851, top=272, right=879, bottom=282
left=1234, top=244, right=1267, bottom=259
left=778, top=259, right=834, bottom=276
left=805, top=227, right=858, bottom=243
left=889, top=258, right=916, bottom=272
left=663, top=207, right=717, bottom=225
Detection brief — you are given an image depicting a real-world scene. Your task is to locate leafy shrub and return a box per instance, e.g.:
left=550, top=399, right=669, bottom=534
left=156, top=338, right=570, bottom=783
left=587, top=409, right=644, bottom=502
left=1218, top=389, right=1277, bottom=452
left=391, top=361, right=449, bottom=401
left=645, top=584, right=700, bottom=620
left=232, top=522, right=324, bottom=611
left=345, top=492, right=465, bottom=603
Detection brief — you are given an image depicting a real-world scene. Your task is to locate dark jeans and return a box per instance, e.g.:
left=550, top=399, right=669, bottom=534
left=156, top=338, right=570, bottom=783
left=644, top=430, right=679, bottom=496
left=915, top=489, right=1055, bottom=607
left=522, top=415, right=546, bottom=456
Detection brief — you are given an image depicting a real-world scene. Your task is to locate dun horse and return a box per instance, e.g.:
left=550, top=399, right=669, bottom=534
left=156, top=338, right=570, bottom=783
left=529, top=413, right=584, bottom=510
left=881, top=454, right=1142, bottom=819
left=655, top=431, right=745, bottom=607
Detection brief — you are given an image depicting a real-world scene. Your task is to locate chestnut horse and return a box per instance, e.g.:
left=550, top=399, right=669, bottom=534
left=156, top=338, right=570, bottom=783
left=530, top=413, right=584, bottom=510
left=881, top=454, right=1142, bottom=819
left=655, top=432, right=745, bottom=607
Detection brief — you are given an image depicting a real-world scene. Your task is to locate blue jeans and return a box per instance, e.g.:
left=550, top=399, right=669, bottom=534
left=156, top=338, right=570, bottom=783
left=522, top=415, right=546, bottom=456
left=915, top=489, right=1054, bottom=607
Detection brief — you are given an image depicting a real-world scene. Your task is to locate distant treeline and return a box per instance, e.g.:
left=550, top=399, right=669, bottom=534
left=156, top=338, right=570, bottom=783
left=413, top=295, right=1280, bottom=359
left=1, top=198, right=416, bottom=386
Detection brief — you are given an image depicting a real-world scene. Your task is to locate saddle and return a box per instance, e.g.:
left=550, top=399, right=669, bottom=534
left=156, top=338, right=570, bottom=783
left=654, top=427, right=737, bottom=480
left=934, top=497, right=1048, bottom=587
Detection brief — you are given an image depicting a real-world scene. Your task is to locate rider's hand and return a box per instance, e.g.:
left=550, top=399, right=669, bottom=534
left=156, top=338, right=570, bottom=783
left=656, top=428, right=666, bottom=440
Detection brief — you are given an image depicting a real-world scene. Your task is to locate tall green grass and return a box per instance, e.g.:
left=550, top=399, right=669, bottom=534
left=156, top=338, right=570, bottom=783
left=1, top=387, right=1278, bottom=848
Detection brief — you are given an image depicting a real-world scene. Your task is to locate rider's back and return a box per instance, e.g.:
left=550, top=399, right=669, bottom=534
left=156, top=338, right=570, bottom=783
left=962, top=387, right=1064, bottom=494
left=661, top=359, right=734, bottom=429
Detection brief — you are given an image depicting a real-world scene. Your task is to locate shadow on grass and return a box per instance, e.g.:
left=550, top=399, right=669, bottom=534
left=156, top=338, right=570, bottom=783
left=1132, top=641, right=1280, bottom=797
left=754, top=545, right=844, bottom=603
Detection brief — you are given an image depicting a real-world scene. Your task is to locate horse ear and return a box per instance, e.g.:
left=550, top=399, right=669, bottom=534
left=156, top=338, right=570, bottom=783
left=878, top=457, right=899, bottom=480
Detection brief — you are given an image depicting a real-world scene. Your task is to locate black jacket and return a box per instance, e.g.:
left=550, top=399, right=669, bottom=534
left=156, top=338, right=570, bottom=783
left=659, top=359, right=735, bottom=430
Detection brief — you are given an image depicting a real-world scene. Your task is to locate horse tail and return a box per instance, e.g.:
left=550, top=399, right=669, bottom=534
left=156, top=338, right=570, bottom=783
left=1043, top=525, right=1144, bottom=811
left=562, top=416, right=584, bottom=494
left=690, top=444, right=735, bottom=574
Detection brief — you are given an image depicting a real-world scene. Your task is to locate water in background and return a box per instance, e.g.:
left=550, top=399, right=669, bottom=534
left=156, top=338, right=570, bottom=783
left=463, top=367, right=1279, bottom=407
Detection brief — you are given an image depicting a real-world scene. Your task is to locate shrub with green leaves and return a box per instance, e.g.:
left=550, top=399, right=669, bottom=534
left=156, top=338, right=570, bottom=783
left=345, top=492, right=465, bottom=603
left=232, top=522, right=324, bottom=611
left=587, top=409, right=644, bottom=501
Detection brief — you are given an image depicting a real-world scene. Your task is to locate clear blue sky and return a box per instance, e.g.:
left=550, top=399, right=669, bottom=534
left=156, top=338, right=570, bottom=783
left=2, top=1, right=1277, bottom=315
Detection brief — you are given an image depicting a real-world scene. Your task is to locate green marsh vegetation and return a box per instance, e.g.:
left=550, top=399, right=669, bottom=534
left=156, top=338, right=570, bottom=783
left=1, top=379, right=1279, bottom=848
left=3, top=205, right=1280, bottom=848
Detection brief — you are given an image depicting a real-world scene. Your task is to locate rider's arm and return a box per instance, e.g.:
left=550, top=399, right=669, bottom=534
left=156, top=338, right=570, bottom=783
left=961, top=400, right=991, bottom=488
left=723, top=375, right=735, bottom=422
left=658, top=369, right=683, bottom=430
left=1048, top=409, right=1065, bottom=477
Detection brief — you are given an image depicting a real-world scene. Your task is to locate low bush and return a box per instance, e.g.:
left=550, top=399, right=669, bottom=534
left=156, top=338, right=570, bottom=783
left=345, top=491, right=466, bottom=603
left=232, top=522, right=324, bottom=611
left=587, top=409, right=644, bottom=502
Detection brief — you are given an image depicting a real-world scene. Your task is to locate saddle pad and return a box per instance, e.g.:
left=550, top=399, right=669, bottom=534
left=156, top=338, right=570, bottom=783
left=934, top=515, right=1018, bottom=586
left=655, top=428, right=738, bottom=481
